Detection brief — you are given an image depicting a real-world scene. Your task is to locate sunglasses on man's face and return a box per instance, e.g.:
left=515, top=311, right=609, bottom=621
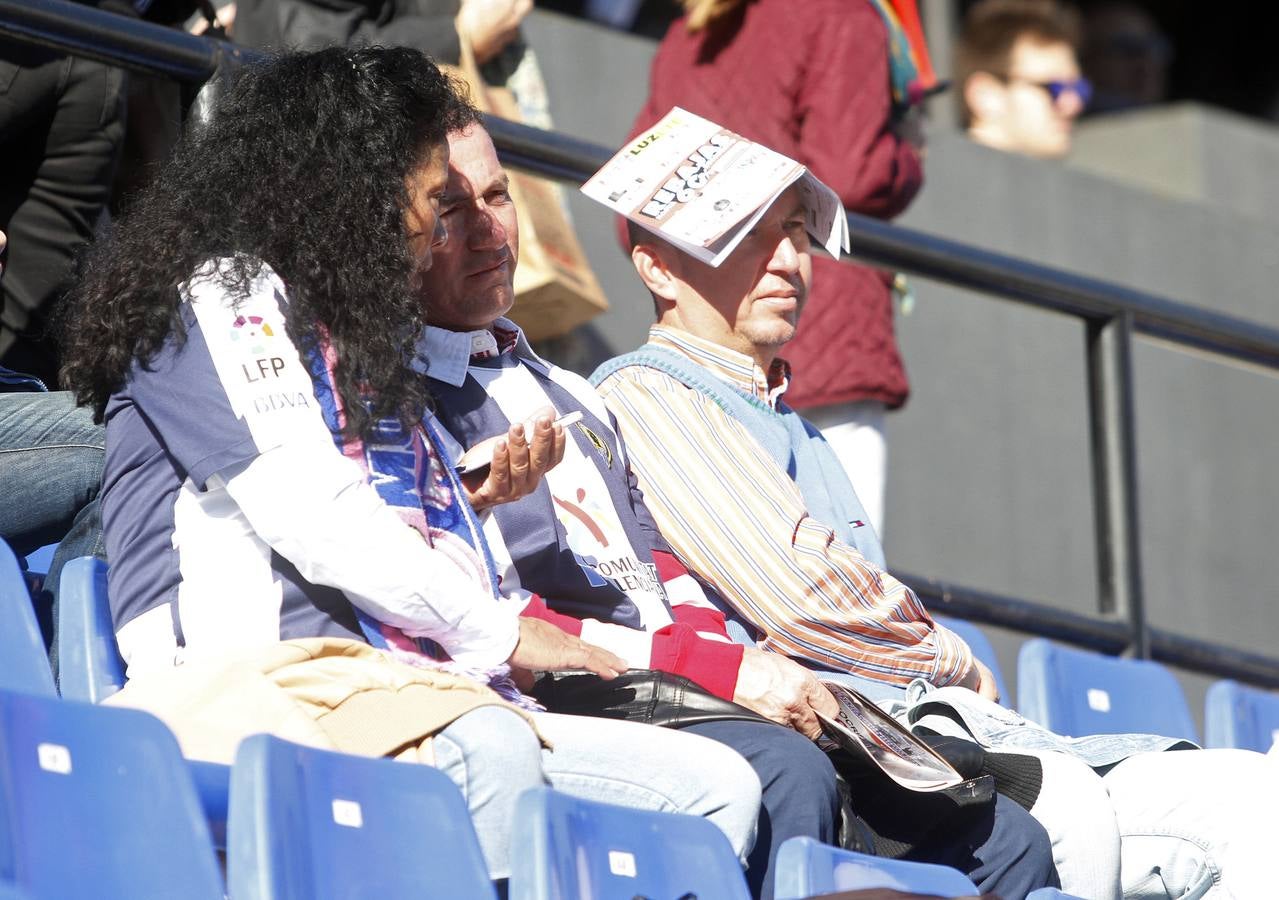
left=1007, top=75, right=1094, bottom=107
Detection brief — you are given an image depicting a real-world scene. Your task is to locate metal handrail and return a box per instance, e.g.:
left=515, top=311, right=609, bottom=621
left=6, top=0, right=1279, bottom=687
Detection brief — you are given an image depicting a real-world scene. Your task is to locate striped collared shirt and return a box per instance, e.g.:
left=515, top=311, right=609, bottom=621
left=595, top=326, right=974, bottom=687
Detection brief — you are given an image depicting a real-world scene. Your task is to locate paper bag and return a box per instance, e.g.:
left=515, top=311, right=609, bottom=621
left=444, top=40, right=608, bottom=341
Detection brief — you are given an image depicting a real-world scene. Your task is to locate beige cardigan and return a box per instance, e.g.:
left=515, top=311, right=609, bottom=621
left=106, top=637, right=542, bottom=764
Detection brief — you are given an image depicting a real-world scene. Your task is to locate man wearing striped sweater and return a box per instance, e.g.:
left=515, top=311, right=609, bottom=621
left=590, top=180, right=1279, bottom=900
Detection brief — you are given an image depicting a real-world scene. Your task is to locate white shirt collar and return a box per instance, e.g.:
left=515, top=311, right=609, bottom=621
left=413, top=317, right=541, bottom=386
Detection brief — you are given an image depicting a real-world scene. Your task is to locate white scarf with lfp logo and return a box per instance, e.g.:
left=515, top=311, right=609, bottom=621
left=185, top=261, right=537, bottom=707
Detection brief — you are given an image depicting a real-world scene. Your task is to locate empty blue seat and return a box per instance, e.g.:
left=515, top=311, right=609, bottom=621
left=227, top=733, right=495, bottom=900
left=510, top=785, right=750, bottom=900
left=1205, top=679, right=1279, bottom=752
left=1017, top=638, right=1199, bottom=741
left=0, top=538, right=56, bottom=697
left=772, top=836, right=978, bottom=900
left=0, top=688, right=223, bottom=899
left=934, top=615, right=1010, bottom=704
left=56, top=556, right=125, bottom=703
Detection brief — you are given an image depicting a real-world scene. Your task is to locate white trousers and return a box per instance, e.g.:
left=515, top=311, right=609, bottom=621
left=1023, top=748, right=1279, bottom=899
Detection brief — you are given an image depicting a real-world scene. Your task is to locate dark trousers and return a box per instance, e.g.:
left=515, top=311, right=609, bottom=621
left=907, top=792, right=1060, bottom=898
left=686, top=720, right=1058, bottom=899
left=684, top=720, right=840, bottom=900
left=0, top=40, right=126, bottom=387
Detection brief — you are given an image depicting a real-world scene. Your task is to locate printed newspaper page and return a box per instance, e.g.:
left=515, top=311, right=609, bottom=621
left=581, top=107, right=850, bottom=267
left=817, top=680, right=965, bottom=792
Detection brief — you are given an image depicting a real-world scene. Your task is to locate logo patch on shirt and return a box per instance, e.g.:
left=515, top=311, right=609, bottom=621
left=575, top=421, right=613, bottom=469
left=188, top=264, right=333, bottom=453
left=229, top=314, right=276, bottom=354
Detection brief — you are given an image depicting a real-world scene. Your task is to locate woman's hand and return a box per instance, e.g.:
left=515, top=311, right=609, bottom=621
left=461, top=407, right=566, bottom=512
left=506, top=617, right=627, bottom=688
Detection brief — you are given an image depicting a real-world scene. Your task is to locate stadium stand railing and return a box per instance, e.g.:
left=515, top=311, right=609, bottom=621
left=4, top=0, right=1279, bottom=690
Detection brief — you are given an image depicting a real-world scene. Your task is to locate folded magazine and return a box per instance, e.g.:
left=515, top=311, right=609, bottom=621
left=581, top=107, right=850, bottom=267
left=817, top=680, right=965, bottom=792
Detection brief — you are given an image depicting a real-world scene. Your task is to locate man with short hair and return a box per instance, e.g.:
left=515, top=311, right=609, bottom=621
left=591, top=173, right=1279, bottom=900
left=412, top=122, right=1058, bottom=900
left=955, top=0, right=1090, bottom=158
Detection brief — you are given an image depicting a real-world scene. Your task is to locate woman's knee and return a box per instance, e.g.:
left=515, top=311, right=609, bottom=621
left=432, top=705, right=544, bottom=801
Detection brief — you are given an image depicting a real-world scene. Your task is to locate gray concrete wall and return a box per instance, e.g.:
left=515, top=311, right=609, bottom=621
left=1070, top=103, right=1279, bottom=226
left=523, top=11, right=1279, bottom=726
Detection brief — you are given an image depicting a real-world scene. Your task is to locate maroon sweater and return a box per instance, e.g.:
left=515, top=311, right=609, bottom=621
left=630, top=0, right=922, bottom=409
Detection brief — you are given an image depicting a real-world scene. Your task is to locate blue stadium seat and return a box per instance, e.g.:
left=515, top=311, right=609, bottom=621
left=510, top=785, right=750, bottom=900
left=22, top=542, right=58, bottom=580
left=56, top=556, right=125, bottom=703
left=227, top=733, right=496, bottom=900
left=0, top=688, right=223, bottom=898
left=0, top=538, right=56, bottom=696
left=772, top=836, right=978, bottom=900
left=934, top=615, right=1010, bottom=703
left=1017, top=638, right=1199, bottom=741
left=1205, top=679, right=1279, bottom=752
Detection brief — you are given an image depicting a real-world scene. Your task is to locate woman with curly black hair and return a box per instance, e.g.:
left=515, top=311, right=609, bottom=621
left=58, top=46, right=760, bottom=884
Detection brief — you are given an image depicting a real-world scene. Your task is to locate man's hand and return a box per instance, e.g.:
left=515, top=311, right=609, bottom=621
left=462, top=408, right=566, bottom=512
left=956, top=658, right=1000, bottom=702
left=457, top=0, right=532, bottom=63
left=506, top=617, right=627, bottom=688
left=732, top=648, right=839, bottom=739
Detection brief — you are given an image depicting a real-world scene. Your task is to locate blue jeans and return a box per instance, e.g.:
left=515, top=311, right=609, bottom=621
left=0, top=390, right=105, bottom=664
left=433, top=707, right=762, bottom=882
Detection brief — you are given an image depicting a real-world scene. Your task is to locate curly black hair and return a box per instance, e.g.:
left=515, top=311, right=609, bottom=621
left=60, top=46, right=479, bottom=437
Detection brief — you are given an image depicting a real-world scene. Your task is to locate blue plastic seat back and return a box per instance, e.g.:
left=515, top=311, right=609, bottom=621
left=773, top=836, right=978, bottom=900
left=0, top=539, right=56, bottom=697
left=510, top=785, right=750, bottom=900
left=227, top=733, right=495, bottom=900
left=934, top=615, right=1010, bottom=704
left=56, top=556, right=125, bottom=703
left=21, top=543, right=58, bottom=579
left=1205, top=679, right=1279, bottom=751
left=0, top=688, right=223, bottom=899
left=1017, top=638, right=1199, bottom=741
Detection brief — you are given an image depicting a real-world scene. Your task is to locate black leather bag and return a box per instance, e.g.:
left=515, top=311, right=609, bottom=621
left=531, top=668, right=768, bottom=729
left=531, top=670, right=998, bottom=858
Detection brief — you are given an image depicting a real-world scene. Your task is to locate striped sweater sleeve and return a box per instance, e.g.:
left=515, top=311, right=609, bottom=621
left=596, top=365, right=974, bottom=688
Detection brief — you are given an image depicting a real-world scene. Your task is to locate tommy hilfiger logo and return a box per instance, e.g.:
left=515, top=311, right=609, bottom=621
left=850, top=520, right=866, bottom=528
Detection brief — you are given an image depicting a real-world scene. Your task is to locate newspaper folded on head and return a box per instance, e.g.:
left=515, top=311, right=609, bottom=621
left=817, top=680, right=965, bottom=792
left=581, top=107, right=851, bottom=267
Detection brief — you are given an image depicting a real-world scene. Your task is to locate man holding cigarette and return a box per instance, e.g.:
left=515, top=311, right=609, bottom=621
left=410, top=121, right=1057, bottom=900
